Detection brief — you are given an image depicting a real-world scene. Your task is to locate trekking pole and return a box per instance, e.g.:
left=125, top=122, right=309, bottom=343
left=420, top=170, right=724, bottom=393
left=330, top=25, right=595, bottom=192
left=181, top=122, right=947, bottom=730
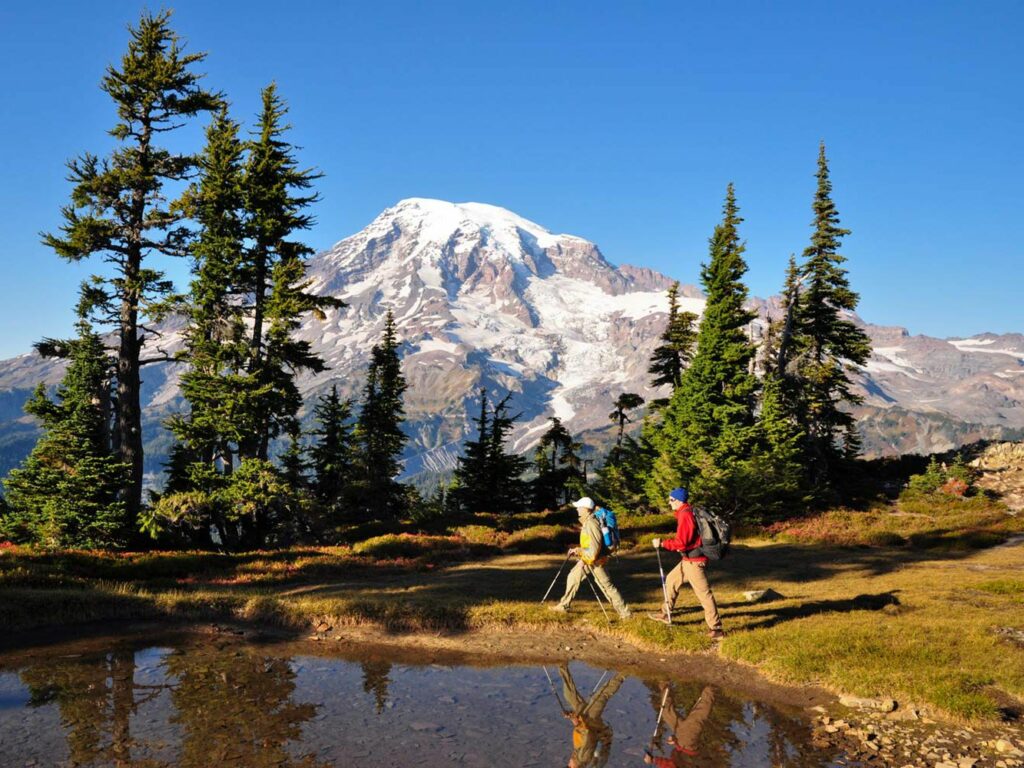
left=651, top=685, right=670, bottom=748
left=542, top=666, right=570, bottom=716
left=579, top=670, right=611, bottom=718
left=655, top=545, right=672, bottom=624
left=582, top=566, right=612, bottom=625
left=540, top=552, right=573, bottom=603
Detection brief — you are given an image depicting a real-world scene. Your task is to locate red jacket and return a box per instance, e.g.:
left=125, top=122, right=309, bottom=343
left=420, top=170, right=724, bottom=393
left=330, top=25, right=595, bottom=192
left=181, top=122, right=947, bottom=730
left=661, top=502, right=707, bottom=563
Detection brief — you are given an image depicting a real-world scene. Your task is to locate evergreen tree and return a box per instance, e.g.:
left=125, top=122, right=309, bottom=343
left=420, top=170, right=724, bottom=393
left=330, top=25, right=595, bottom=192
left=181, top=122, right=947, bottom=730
left=2, top=316, right=129, bottom=548
left=608, top=392, right=645, bottom=449
left=647, top=185, right=759, bottom=511
left=41, top=11, right=221, bottom=524
left=454, top=390, right=493, bottom=513
left=531, top=417, right=582, bottom=509
left=239, top=84, right=343, bottom=461
left=454, top=390, right=528, bottom=513
left=353, top=311, right=407, bottom=519
left=793, top=143, right=872, bottom=494
left=648, top=282, right=698, bottom=407
left=487, top=393, right=529, bottom=512
left=595, top=432, right=652, bottom=513
left=167, top=106, right=249, bottom=487
left=308, top=385, right=354, bottom=518
left=149, top=88, right=339, bottom=549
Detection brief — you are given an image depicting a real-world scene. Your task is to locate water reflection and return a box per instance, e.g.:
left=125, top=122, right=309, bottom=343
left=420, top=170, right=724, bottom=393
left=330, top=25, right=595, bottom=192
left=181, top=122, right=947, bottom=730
left=0, top=634, right=850, bottom=767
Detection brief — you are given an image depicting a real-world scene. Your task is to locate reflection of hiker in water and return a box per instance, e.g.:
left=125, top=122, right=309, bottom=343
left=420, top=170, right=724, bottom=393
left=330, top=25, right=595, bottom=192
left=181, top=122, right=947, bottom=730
left=644, top=685, right=716, bottom=766
left=559, top=664, right=625, bottom=768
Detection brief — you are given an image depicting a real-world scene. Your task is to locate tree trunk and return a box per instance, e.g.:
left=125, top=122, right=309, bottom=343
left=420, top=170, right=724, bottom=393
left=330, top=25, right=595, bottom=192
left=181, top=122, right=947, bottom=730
left=118, top=296, right=143, bottom=525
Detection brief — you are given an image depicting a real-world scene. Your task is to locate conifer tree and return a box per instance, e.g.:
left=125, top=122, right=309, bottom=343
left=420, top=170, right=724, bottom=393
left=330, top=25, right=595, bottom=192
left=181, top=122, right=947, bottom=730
left=531, top=417, right=582, bottom=509
left=2, top=315, right=129, bottom=548
left=609, top=392, right=645, bottom=449
left=487, top=393, right=529, bottom=511
left=454, top=390, right=493, bottom=513
left=42, top=11, right=221, bottom=524
left=793, top=143, right=872, bottom=493
left=308, top=385, right=354, bottom=518
left=167, top=106, right=249, bottom=485
left=647, top=185, right=759, bottom=509
left=454, top=390, right=528, bottom=513
left=648, top=282, right=698, bottom=407
left=238, top=84, right=343, bottom=461
left=353, top=311, right=407, bottom=519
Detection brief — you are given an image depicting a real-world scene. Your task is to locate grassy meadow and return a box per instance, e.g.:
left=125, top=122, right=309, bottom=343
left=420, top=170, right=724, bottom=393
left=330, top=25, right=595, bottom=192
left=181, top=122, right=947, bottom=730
left=1, top=495, right=1022, bottom=723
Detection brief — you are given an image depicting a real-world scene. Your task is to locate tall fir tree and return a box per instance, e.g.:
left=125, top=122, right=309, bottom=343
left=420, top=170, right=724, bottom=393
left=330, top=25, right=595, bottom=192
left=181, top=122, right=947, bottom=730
left=648, top=281, right=698, bottom=407
left=239, top=84, right=343, bottom=462
left=2, top=314, right=129, bottom=548
left=150, top=88, right=340, bottom=548
left=41, top=11, right=221, bottom=524
left=793, top=143, right=872, bottom=495
left=167, top=106, right=249, bottom=490
left=647, top=185, right=759, bottom=511
left=353, top=311, right=408, bottom=519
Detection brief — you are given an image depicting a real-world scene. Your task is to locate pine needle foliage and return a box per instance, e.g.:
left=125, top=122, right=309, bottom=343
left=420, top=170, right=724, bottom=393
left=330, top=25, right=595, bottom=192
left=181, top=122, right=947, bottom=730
left=352, top=311, right=408, bottom=520
left=647, top=184, right=758, bottom=510
left=2, top=319, right=130, bottom=548
left=792, top=143, right=872, bottom=498
left=454, top=390, right=528, bottom=514
left=41, top=10, right=221, bottom=523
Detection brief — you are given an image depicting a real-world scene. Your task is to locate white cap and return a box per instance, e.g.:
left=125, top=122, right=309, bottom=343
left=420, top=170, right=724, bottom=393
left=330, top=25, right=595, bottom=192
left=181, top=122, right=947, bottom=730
left=572, top=497, right=595, bottom=510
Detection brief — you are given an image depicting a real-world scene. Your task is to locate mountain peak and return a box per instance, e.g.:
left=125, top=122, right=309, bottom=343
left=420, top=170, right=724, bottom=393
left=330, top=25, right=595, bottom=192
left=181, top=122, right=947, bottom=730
left=374, top=197, right=569, bottom=254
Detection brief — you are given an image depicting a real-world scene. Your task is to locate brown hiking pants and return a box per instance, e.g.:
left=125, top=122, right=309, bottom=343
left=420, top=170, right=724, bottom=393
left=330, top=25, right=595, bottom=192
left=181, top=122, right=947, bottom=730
left=664, top=559, right=721, bottom=631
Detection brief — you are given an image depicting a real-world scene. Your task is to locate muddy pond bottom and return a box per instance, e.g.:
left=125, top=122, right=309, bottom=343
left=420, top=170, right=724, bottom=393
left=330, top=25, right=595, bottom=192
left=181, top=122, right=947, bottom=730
left=0, top=630, right=858, bottom=767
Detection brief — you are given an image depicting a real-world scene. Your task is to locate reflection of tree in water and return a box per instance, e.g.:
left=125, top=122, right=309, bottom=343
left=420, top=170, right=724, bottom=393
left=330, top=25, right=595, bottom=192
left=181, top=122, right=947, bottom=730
left=360, top=660, right=391, bottom=714
left=20, top=649, right=169, bottom=767
left=163, top=643, right=327, bottom=768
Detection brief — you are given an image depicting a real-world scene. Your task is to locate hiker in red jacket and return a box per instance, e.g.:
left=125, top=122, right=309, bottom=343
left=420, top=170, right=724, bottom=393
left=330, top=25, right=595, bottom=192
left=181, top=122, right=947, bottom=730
left=649, top=487, right=723, bottom=638
left=643, top=685, right=716, bottom=766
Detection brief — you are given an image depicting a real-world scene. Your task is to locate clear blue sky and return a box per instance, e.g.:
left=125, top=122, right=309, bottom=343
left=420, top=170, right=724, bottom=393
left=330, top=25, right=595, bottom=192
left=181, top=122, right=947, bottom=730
left=1, top=1, right=1021, bottom=359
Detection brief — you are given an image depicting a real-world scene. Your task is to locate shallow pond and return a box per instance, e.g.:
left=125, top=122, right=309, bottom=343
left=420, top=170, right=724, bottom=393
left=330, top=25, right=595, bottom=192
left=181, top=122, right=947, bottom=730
left=0, top=630, right=859, bottom=767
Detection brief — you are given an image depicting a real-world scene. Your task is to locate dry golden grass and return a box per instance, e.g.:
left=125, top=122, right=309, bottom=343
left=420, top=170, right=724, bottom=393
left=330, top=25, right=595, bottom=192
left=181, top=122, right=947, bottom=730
left=1, top=500, right=1021, bottom=722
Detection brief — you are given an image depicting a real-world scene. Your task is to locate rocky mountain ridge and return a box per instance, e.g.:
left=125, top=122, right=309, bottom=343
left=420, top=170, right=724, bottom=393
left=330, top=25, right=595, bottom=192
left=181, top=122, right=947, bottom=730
left=1, top=198, right=1021, bottom=481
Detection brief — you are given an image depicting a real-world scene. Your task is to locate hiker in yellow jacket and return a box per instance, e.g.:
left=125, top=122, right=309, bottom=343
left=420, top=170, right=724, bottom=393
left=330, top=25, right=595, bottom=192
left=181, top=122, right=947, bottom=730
left=559, top=664, right=625, bottom=768
left=549, top=497, right=631, bottom=620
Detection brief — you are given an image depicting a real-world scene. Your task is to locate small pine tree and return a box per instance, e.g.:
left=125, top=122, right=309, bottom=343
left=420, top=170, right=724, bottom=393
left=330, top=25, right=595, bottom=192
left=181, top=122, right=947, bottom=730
left=531, top=417, right=582, bottom=510
left=2, top=317, right=129, bottom=548
left=608, top=392, right=645, bottom=451
left=308, top=386, right=355, bottom=519
left=454, top=390, right=528, bottom=514
left=648, top=282, right=698, bottom=407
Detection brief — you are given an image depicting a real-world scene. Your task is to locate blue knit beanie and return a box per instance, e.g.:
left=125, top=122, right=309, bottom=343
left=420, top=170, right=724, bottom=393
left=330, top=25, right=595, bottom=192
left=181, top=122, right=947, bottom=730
left=669, top=487, right=688, bottom=503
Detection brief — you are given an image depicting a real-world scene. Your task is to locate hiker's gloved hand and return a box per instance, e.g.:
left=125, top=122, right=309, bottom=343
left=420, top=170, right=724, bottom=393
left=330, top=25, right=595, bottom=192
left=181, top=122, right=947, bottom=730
left=568, top=547, right=580, bottom=556
left=652, top=538, right=661, bottom=549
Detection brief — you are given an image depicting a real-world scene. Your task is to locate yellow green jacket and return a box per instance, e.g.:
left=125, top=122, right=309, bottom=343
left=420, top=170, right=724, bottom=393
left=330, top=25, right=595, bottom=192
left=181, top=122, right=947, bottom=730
left=579, top=514, right=605, bottom=565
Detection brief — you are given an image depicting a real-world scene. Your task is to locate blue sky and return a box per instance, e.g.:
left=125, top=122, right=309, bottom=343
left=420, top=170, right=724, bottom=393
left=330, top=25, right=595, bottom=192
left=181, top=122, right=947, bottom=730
left=1, top=1, right=1021, bottom=359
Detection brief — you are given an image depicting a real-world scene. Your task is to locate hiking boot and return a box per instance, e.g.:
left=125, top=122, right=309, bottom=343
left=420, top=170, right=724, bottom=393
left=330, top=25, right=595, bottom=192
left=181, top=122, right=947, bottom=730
left=548, top=603, right=568, bottom=613
left=708, top=628, right=725, bottom=640
left=646, top=611, right=671, bottom=625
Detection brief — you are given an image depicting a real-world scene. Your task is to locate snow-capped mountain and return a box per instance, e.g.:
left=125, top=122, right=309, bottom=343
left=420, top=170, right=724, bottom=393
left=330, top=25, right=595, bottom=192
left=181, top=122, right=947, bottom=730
left=293, top=198, right=688, bottom=474
left=0, top=197, right=1022, bottom=481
